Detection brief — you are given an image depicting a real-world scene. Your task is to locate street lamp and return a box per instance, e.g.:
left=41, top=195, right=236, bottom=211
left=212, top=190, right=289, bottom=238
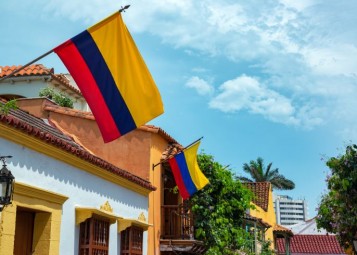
left=0, top=156, right=14, bottom=212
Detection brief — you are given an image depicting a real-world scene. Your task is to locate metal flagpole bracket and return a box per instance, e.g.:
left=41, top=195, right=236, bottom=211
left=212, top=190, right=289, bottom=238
left=152, top=136, right=204, bottom=170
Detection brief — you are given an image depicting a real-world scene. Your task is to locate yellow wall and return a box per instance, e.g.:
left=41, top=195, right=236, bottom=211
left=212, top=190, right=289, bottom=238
left=0, top=182, right=68, bottom=255
left=148, top=133, right=169, bottom=255
left=248, top=184, right=277, bottom=246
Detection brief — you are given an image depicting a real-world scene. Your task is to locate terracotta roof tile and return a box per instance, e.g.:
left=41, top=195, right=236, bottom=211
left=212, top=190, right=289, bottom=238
left=243, top=182, right=270, bottom=211
left=276, top=235, right=346, bottom=254
left=42, top=104, right=180, bottom=145
left=0, top=64, right=52, bottom=77
left=244, top=213, right=272, bottom=228
left=0, top=101, right=155, bottom=191
left=273, top=224, right=293, bottom=236
left=0, top=64, right=82, bottom=96
left=44, top=104, right=94, bottom=120
left=139, top=125, right=180, bottom=145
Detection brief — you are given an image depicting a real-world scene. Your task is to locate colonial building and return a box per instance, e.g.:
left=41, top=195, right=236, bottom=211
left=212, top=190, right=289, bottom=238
left=0, top=100, right=153, bottom=254
left=0, top=64, right=87, bottom=111
left=1, top=64, right=206, bottom=254
left=243, top=182, right=293, bottom=254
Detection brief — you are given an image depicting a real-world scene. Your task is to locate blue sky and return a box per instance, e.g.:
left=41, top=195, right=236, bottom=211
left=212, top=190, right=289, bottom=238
left=1, top=0, right=357, bottom=218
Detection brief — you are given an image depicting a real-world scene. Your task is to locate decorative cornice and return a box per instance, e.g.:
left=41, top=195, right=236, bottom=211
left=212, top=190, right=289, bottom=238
left=75, top=206, right=121, bottom=225
left=138, top=212, right=147, bottom=222
left=100, top=201, right=113, bottom=213
left=14, top=182, right=68, bottom=205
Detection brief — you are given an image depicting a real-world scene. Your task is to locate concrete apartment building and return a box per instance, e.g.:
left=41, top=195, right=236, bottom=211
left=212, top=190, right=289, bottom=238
left=274, top=195, right=308, bottom=226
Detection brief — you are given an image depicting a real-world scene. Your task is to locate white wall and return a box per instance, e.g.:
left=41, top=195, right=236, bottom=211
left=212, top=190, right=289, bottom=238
left=0, top=78, right=88, bottom=111
left=0, top=138, right=149, bottom=254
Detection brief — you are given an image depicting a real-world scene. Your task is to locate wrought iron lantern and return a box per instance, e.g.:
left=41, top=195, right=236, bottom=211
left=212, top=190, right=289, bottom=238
left=0, top=156, right=14, bottom=212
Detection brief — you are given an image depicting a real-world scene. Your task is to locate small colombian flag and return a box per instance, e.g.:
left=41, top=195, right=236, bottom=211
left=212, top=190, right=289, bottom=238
left=168, top=141, right=209, bottom=200
left=54, top=12, right=164, bottom=143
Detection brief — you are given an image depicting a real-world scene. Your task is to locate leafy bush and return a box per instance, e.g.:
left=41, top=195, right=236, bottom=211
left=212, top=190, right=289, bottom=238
left=316, top=144, right=357, bottom=248
left=190, top=152, right=256, bottom=254
left=0, top=99, right=18, bottom=115
left=39, top=87, right=74, bottom=108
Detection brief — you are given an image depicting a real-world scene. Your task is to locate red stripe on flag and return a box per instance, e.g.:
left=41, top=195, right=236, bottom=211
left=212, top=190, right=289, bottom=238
left=169, top=158, right=190, bottom=200
left=54, top=40, right=121, bottom=142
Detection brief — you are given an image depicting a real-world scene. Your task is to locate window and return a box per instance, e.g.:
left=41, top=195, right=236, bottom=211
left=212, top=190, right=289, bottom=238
left=120, top=226, right=143, bottom=255
left=79, top=215, right=110, bottom=255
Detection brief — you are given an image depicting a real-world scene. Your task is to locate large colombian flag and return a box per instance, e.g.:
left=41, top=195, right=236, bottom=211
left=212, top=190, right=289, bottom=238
left=168, top=142, right=209, bottom=200
left=54, top=12, right=163, bottom=143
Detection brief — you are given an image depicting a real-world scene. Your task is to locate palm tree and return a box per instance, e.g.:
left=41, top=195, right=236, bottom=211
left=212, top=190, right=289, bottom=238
left=238, top=157, right=295, bottom=190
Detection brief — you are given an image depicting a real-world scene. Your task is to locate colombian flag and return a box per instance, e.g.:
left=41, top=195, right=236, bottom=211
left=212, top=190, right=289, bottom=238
left=54, top=12, right=164, bottom=143
left=168, top=142, right=209, bottom=200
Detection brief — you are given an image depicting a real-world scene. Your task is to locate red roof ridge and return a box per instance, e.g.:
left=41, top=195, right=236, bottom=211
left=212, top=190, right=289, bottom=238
left=0, top=64, right=52, bottom=78
left=0, top=64, right=82, bottom=96
left=42, top=105, right=181, bottom=151
left=273, top=224, right=293, bottom=236
left=44, top=104, right=95, bottom=120
left=0, top=103, right=155, bottom=191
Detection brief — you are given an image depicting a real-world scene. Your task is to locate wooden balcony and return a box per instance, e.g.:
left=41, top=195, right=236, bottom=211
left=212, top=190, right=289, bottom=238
left=160, top=202, right=206, bottom=254
left=161, top=203, right=194, bottom=240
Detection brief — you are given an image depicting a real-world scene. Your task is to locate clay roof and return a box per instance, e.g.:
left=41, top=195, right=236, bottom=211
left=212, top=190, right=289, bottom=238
left=244, top=214, right=272, bottom=228
left=0, top=64, right=52, bottom=77
left=273, top=224, right=294, bottom=236
left=0, top=100, right=155, bottom=191
left=42, top=103, right=180, bottom=145
left=139, top=125, right=180, bottom=145
left=276, top=235, right=346, bottom=254
left=0, top=64, right=82, bottom=96
left=243, top=182, right=270, bottom=211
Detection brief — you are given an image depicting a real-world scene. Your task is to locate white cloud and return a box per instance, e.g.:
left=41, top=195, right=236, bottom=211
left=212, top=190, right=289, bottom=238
left=16, top=0, right=357, bottom=135
left=186, top=76, right=214, bottom=96
left=209, top=75, right=299, bottom=126
left=302, top=45, right=357, bottom=77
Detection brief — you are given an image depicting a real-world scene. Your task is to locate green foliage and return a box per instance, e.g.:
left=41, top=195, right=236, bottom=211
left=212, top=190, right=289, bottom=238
left=190, top=152, right=258, bottom=254
left=0, top=99, right=18, bottom=115
left=316, top=144, right=357, bottom=248
left=39, top=87, right=74, bottom=108
left=260, top=240, right=275, bottom=255
left=238, top=157, right=295, bottom=190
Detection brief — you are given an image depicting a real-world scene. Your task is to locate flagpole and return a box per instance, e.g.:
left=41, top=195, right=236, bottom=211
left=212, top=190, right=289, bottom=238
left=0, top=5, right=131, bottom=83
left=152, top=136, right=203, bottom=170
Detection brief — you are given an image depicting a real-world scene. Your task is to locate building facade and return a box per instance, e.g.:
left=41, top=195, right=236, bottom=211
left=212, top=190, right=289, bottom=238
left=0, top=101, right=153, bottom=254
left=1, top=64, right=207, bottom=254
left=274, top=195, right=308, bottom=226
left=0, top=64, right=88, bottom=111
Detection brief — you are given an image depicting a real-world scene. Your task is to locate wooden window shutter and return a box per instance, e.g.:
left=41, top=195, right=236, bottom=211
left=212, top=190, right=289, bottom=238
left=120, top=226, right=143, bottom=255
left=79, top=216, right=110, bottom=255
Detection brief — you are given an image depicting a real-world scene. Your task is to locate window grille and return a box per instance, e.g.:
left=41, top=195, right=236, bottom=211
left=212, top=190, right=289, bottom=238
left=120, top=226, right=143, bottom=255
left=79, top=216, right=110, bottom=255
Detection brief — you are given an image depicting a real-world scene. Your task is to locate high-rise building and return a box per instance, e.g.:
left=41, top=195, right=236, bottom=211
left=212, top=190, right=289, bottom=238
left=274, top=195, right=308, bottom=226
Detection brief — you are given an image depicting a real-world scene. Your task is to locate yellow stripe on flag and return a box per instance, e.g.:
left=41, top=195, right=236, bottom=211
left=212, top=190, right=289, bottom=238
left=88, top=13, right=164, bottom=126
left=184, top=142, right=209, bottom=190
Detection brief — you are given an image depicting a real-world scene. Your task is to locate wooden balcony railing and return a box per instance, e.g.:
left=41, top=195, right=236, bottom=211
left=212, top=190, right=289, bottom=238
left=161, top=202, right=194, bottom=240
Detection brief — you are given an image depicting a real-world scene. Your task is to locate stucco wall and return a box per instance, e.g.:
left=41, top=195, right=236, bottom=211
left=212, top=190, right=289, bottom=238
left=0, top=138, right=149, bottom=254
left=0, top=79, right=86, bottom=110
left=148, top=133, right=170, bottom=255
left=48, top=112, right=152, bottom=181
left=249, top=185, right=277, bottom=246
